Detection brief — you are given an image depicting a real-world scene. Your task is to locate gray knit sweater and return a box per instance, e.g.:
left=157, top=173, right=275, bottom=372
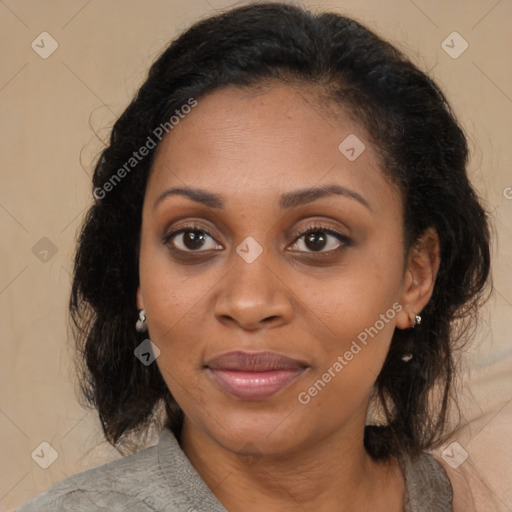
left=16, top=428, right=452, bottom=511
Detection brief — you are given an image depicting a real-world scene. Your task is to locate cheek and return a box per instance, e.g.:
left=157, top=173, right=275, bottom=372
left=138, top=229, right=214, bottom=334
left=138, top=241, right=204, bottom=367
left=295, top=236, right=404, bottom=394
left=299, top=240, right=404, bottom=342
left=296, top=295, right=399, bottom=426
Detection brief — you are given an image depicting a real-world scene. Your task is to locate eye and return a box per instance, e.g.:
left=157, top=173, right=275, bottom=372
left=163, top=223, right=349, bottom=255
left=288, top=226, right=350, bottom=254
left=163, top=225, right=222, bottom=252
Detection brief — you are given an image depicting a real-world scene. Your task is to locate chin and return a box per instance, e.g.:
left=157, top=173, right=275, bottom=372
left=194, top=404, right=314, bottom=456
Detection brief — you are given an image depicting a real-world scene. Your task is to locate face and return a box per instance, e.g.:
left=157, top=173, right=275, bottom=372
left=137, top=83, right=412, bottom=457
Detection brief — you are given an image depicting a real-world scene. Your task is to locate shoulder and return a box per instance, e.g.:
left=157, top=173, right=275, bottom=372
left=16, top=428, right=227, bottom=512
left=432, top=453, right=499, bottom=512
left=16, top=442, right=162, bottom=511
left=401, top=450, right=454, bottom=511
left=406, top=451, right=495, bottom=512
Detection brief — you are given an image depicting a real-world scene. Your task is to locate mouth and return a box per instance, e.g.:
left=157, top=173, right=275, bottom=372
left=205, top=350, right=308, bottom=401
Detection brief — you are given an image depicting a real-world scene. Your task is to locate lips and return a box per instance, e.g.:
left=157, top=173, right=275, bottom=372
left=205, top=351, right=308, bottom=401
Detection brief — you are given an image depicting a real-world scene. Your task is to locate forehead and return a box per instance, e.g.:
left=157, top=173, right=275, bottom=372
left=146, top=84, right=401, bottom=216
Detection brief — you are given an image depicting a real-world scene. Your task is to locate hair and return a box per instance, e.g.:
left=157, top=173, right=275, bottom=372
left=70, top=2, right=491, bottom=461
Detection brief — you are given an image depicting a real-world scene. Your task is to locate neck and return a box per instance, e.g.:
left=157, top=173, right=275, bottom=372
left=179, top=420, right=404, bottom=512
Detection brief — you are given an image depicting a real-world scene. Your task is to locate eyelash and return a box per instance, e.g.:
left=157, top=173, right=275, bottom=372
left=163, top=222, right=350, bottom=256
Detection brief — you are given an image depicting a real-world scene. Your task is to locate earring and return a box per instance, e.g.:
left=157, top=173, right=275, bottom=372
left=403, top=313, right=421, bottom=362
left=410, top=313, right=422, bottom=329
left=136, top=309, right=147, bottom=332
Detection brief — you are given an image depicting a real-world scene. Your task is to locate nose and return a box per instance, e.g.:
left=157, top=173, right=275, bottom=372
left=213, top=247, right=294, bottom=331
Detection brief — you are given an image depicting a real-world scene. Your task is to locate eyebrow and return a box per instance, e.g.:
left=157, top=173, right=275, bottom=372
left=153, top=183, right=371, bottom=212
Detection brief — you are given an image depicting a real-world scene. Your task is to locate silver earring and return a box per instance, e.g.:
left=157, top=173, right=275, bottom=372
left=136, top=309, right=147, bottom=332
left=403, top=314, right=421, bottom=362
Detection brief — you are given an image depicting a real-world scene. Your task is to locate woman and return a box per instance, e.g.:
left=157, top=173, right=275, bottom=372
left=17, top=3, right=491, bottom=511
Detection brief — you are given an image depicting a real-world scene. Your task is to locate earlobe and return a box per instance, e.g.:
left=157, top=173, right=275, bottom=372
left=396, top=301, right=414, bottom=329
left=396, top=228, right=440, bottom=330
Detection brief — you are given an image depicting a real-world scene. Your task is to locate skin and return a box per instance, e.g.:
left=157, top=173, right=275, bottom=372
left=137, top=83, right=440, bottom=511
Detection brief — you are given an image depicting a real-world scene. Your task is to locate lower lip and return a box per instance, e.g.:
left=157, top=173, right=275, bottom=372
left=207, top=368, right=304, bottom=400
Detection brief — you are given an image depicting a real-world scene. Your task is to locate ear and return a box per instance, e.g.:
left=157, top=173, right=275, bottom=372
left=136, top=285, right=145, bottom=310
left=396, top=227, right=440, bottom=329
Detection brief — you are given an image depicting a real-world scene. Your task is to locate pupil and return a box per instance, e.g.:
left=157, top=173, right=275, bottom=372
left=306, top=231, right=326, bottom=251
left=182, top=231, right=328, bottom=251
left=184, top=231, right=205, bottom=250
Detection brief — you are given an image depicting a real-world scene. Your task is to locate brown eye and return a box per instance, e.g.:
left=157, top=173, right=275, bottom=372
left=304, top=231, right=328, bottom=251
left=181, top=231, right=207, bottom=250
left=289, top=227, right=349, bottom=254
left=164, top=228, right=222, bottom=252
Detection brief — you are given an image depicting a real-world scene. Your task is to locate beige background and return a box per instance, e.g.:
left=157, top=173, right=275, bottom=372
left=1, top=0, right=511, bottom=510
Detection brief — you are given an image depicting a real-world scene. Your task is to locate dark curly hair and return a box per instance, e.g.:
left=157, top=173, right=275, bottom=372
left=70, top=2, right=491, bottom=461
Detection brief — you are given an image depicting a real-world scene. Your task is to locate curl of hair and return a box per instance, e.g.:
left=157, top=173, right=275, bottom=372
left=70, top=3, right=491, bottom=461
